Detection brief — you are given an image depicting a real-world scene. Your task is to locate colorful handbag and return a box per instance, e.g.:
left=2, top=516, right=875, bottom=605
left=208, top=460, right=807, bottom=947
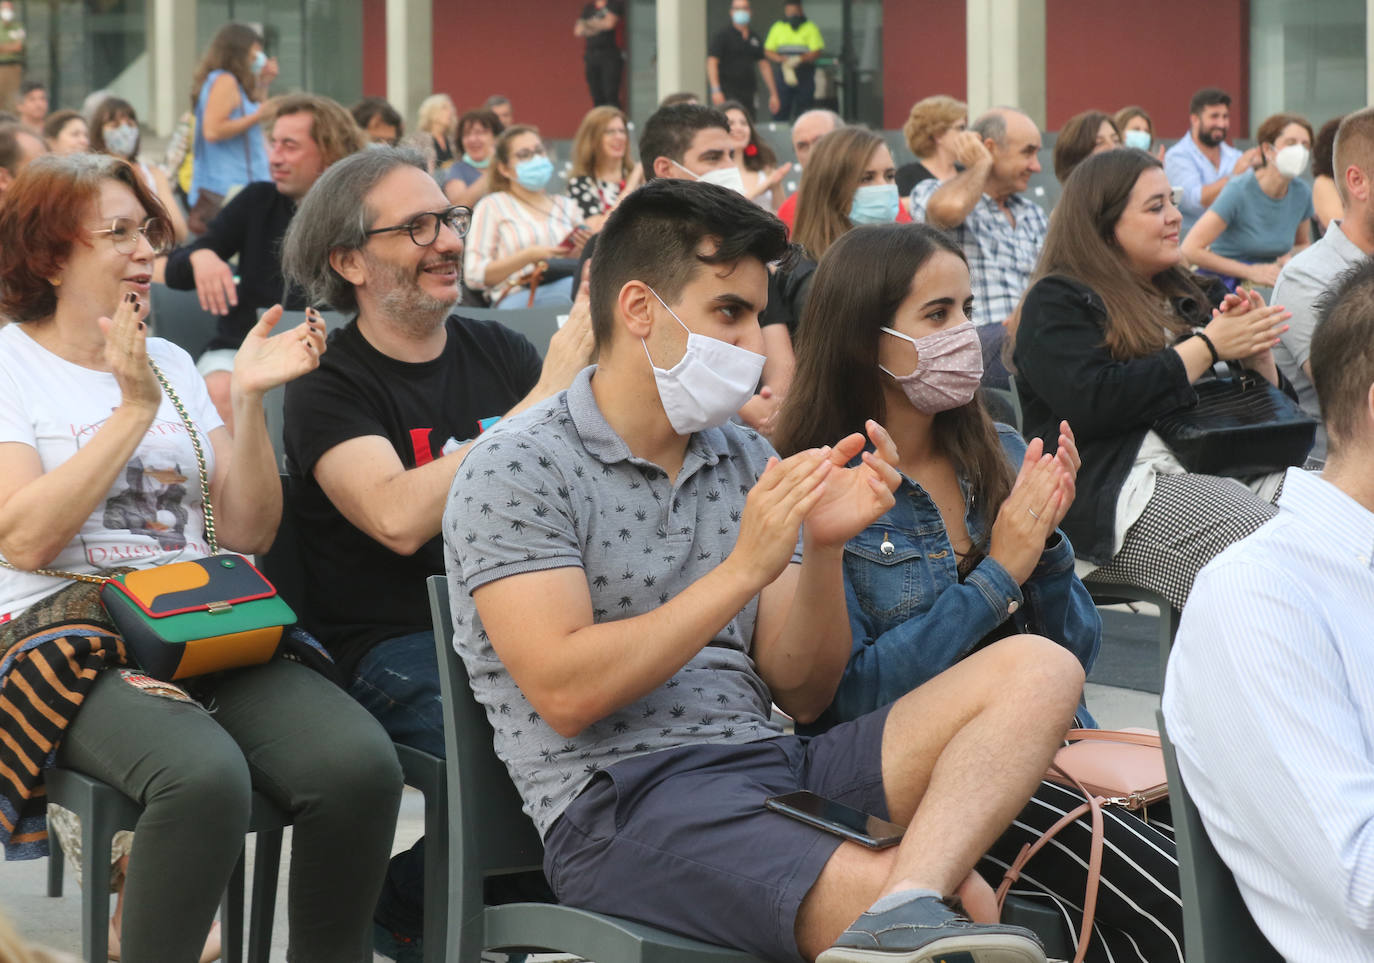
left=1, top=360, right=295, bottom=681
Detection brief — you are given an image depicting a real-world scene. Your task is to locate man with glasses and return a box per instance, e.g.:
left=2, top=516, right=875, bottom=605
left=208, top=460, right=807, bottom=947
left=279, top=146, right=592, bottom=962
left=164, top=94, right=366, bottom=429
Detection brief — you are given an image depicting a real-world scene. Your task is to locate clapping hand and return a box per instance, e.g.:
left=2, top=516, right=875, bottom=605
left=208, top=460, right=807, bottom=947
left=230, top=305, right=326, bottom=399
left=798, top=420, right=901, bottom=549
left=987, top=430, right=1077, bottom=585
left=99, top=292, right=161, bottom=414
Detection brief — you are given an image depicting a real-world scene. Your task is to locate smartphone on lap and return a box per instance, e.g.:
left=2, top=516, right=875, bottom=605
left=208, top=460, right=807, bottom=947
left=764, top=790, right=905, bottom=849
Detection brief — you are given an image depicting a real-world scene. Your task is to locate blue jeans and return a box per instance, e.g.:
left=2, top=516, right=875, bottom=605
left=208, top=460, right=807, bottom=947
left=497, top=274, right=573, bottom=310
left=349, top=631, right=444, bottom=937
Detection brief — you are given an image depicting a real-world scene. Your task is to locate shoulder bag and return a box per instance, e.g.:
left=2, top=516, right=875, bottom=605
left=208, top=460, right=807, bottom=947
left=0, top=360, right=294, bottom=681
left=996, top=728, right=1168, bottom=963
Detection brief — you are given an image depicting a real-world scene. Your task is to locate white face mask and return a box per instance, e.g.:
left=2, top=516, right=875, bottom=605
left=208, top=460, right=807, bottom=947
left=671, top=158, right=747, bottom=195
left=642, top=286, right=765, bottom=435
left=1274, top=143, right=1310, bottom=180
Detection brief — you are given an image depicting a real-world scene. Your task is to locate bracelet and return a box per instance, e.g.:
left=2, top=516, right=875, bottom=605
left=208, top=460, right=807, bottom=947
left=1195, top=331, right=1221, bottom=365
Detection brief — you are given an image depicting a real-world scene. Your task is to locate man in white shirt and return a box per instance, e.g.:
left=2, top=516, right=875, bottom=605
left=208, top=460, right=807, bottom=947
left=1164, top=257, right=1374, bottom=962
left=1271, top=106, right=1374, bottom=461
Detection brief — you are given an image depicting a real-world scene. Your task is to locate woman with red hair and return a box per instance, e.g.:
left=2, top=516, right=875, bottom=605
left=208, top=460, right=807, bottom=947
left=0, top=154, right=403, bottom=962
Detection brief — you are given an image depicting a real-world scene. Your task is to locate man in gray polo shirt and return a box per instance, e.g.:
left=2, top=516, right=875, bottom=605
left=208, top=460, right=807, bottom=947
left=443, top=178, right=1084, bottom=963
left=1273, top=106, right=1374, bottom=462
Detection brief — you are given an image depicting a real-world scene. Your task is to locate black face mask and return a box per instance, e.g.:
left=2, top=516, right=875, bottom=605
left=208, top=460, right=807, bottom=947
left=787, top=14, right=806, bottom=27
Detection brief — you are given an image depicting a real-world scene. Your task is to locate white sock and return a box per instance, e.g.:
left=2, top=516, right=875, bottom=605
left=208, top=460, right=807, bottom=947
left=864, top=888, right=942, bottom=915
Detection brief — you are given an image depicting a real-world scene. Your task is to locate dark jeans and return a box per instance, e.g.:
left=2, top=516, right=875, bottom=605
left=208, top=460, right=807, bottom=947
left=349, top=630, right=444, bottom=937
left=58, top=660, right=403, bottom=963
left=585, top=53, right=623, bottom=108
left=772, top=62, right=816, bottom=121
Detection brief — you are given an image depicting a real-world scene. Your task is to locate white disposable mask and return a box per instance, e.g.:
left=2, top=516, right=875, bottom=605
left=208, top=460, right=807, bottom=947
left=671, top=158, right=748, bottom=195
left=1274, top=143, right=1310, bottom=180
left=643, top=287, right=765, bottom=435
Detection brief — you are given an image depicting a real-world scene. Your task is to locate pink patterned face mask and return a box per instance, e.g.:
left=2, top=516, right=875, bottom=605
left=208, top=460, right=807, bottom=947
left=879, top=320, right=984, bottom=414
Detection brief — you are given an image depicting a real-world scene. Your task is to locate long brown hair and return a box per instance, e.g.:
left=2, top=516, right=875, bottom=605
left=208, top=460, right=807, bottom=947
left=792, top=125, right=882, bottom=260
left=1052, top=110, right=1120, bottom=183
left=570, top=106, right=632, bottom=180
left=775, top=223, right=1014, bottom=548
left=1017, top=148, right=1208, bottom=359
left=190, top=22, right=262, bottom=109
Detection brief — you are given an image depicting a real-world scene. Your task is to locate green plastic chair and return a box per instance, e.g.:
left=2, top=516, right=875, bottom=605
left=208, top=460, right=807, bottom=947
left=45, top=768, right=289, bottom=963
left=1083, top=580, right=1179, bottom=692
left=457, top=306, right=564, bottom=357
left=1156, top=711, right=1283, bottom=963
left=425, top=575, right=762, bottom=962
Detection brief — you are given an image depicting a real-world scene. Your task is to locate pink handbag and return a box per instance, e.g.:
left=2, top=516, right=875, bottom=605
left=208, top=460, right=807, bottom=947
left=996, top=728, right=1169, bottom=963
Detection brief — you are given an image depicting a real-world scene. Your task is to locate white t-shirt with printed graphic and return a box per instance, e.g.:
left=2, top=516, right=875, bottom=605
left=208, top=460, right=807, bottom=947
left=0, top=323, right=223, bottom=623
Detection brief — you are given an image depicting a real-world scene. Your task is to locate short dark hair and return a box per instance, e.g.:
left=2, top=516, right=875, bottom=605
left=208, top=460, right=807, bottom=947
left=0, top=122, right=33, bottom=174
left=19, top=80, right=44, bottom=97
left=1189, top=87, right=1231, bottom=116
left=638, top=103, right=731, bottom=179
left=1312, top=259, right=1374, bottom=454
left=1314, top=115, right=1343, bottom=179
left=351, top=97, right=404, bottom=135
left=588, top=178, right=792, bottom=350
left=457, top=107, right=502, bottom=141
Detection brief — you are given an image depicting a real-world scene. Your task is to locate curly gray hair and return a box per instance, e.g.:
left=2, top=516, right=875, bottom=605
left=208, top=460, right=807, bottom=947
left=280, top=145, right=426, bottom=312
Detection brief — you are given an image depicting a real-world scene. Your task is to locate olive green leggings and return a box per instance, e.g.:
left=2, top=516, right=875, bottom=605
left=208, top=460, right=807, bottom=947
left=56, top=659, right=404, bottom=962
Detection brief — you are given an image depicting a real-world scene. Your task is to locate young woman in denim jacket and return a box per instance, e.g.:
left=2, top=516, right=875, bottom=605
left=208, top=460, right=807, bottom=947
left=775, top=223, right=1184, bottom=963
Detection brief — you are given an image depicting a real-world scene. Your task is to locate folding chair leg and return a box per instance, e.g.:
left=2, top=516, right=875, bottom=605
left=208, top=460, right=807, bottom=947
left=248, top=827, right=285, bottom=963
left=82, top=809, right=114, bottom=963
left=421, top=778, right=449, bottom=962
left=221, top=846, right=246, bottom=963
left=46, top=818, right=64, bottom=898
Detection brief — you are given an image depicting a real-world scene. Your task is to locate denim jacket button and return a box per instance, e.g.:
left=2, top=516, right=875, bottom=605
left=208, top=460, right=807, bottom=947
left=1007, top=599, right=1020, bottom=615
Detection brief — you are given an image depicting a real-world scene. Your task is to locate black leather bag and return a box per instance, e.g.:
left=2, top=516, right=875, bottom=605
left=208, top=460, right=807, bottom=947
left=1153, top=363, right=1317, bottom=476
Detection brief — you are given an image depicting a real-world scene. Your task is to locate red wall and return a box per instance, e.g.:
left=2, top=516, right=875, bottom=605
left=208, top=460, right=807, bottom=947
left=431, top=0, right=592, bottom=140
left=883, top=1, right=967, bottom=131
left=1046, top=0, right=1249, bottom=137
left=362, top=0, right=386, bottom=98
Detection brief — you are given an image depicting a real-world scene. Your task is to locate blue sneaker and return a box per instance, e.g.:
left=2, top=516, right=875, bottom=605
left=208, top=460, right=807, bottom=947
left=373, top=921, right=423, bottom=963
left=817, top=895, right=1046, bottom=963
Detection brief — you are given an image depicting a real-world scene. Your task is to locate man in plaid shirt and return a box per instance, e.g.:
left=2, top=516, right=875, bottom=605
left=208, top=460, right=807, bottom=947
left=909, top=107, right=1047, bottom=328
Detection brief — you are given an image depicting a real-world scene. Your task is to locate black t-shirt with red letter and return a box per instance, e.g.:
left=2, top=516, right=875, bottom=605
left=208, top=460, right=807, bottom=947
left=283, top=314, right=543, bottom=676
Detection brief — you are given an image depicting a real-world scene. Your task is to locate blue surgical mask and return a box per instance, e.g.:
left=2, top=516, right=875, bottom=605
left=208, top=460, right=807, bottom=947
left=1123, top=129, right=1152, bottom=151
left=731, top=9, right=751, bottom=25
left=849, top=183, right=899, bottom=225
left=104, top=123, right=140, bottom=158
left=515, top=154, right=554, bottom=191
left=251, top=50, right=268, bottom=74
left=463, top=152, right=490, bottom=170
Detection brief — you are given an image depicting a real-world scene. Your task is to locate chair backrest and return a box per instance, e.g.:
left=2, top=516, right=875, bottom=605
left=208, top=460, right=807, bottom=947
left=149, top=283, right=219, bottom=357
left=458, top=307, right=563, bottom=358
left=257, top=473, right=312, bottom=626
left=1156, top=710, right=1283, bottom=963
left=427, top=575, right=546, bottom=958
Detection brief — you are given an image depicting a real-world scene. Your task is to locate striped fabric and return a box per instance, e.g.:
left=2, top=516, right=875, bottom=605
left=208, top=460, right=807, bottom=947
left=0, top=625, right=124, bottom=859
left=463, top=190, right=581, bottom=299
left=981, top=780, right=1183, bottom=962
left=1164, top=465, right=1374, bottom=961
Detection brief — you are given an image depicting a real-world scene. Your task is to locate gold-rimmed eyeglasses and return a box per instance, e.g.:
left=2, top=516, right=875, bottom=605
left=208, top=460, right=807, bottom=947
left=91, top=217, right=174, bottom=256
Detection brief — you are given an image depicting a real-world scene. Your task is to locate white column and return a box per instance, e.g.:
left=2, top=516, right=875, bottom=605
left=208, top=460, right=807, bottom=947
left=965, top=0, right=1046, bottom=127
left=387, top=0, right=433, bottom=128
left=656, top=0, right=708, bottom=104
left=1367, top=0, right=1374, bottom=106
left=147, top=0, right=196, bottom=136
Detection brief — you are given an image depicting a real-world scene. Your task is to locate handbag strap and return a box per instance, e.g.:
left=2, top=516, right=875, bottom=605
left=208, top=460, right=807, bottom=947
left=1064, top=728, right=1160, bottom=749
left=996, top=764, right=1104, bottom=963
left=0, top=358, right=216, bottom=584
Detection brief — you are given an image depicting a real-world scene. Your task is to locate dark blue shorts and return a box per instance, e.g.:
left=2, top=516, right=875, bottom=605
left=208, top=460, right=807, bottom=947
left=542, top=703, right=894, bottom=963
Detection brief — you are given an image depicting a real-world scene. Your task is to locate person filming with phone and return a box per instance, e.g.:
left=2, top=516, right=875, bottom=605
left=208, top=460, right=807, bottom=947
left=464, top=125, right=587, bottom=309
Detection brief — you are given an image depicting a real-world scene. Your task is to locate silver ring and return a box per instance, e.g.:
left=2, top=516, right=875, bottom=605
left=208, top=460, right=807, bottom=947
left=1027, top=508, right=1041, bottom=520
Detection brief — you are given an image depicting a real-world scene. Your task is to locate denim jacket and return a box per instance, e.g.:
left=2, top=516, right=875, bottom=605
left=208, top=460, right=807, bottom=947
left=811, top=426, right=1101, bottom=730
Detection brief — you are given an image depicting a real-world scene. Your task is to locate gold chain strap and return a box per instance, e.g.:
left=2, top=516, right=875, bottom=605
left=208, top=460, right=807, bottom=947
left=0, top=357, right=216, bottom=584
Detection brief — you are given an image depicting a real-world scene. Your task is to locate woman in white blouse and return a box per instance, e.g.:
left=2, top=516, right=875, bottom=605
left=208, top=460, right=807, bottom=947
left=464, top=126, right=588, bottom=309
